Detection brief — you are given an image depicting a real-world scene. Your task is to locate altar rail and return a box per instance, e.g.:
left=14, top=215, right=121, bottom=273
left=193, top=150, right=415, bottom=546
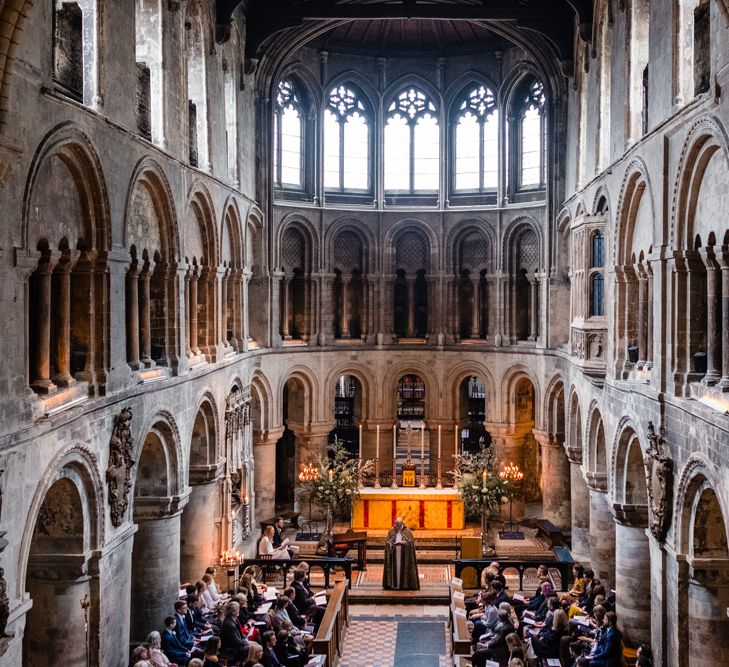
left=230, top=556, right=354, bottom=590
left=453, top=553, right=574, bottom=592
left=313, top=578, right=350, bottom=667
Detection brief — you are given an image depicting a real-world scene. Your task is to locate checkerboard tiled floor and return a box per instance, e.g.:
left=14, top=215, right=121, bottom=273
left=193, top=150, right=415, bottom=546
left=338, top=607, right=452, bottom=667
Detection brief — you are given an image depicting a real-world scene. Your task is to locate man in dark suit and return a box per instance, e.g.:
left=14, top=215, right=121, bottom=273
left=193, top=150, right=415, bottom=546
left=260, top=630, right=282, bottom=667
left=220, top=600, right=249, bottom=661
left=273, top=516, right=299, bottom=556
left=174, top=600, right=195, bottom=649
left=491, top=581, right=509, bottom=608
left=292, top=570, right=325, bottom=633
left=162, top=615, right=191, bottom=665
left=283, top=586, right=306, bottom=629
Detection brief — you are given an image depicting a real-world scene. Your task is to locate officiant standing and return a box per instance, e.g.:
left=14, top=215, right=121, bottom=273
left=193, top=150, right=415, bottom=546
left=382, top=517, right=420, bottom=590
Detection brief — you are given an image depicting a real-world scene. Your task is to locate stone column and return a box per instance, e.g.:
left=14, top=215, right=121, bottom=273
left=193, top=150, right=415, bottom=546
left=528, top=276, right=539, bottom=341
left=126, top=262, right=140, bottom=369
left=704, top=250, right=722, bottom=383
left=637, top=266, right=648, bottom=367
left=534, top=430, right=570, bottom=529
left=253, top=427, right=283, bottom=520
left=220, top=269, right=229, bottom=348
left=721, top=253, right=729, bottom=388
left=138, top=264, right=153, bottom=365
left=189, top=269, right=199, bottom=354
left=32, top=258, right=55, bottom=392
left=566, top=446, right=591, bottom=564
left=25, top=554, right=93, bottom=666
left=131, top=497, right=186, bottom=643
left=181, top=477, right=220, bottom=584
left=281, top=275, right=291, bottom=339
left=470, top=274, right=480, bottom=338
left=53, top=259, right=74, bottom=386
left=242, top=269, right=251, bottom=350
left=646, top=265, right=654, bottom=370
left=340, top=276, right=350, bottom=338
left=614, top=508, right=651, bottom=644
left=587, top=477, right=615, bottom=586
left=407, top=276, right=416, bottom=337
left=687, top=566, right=729, bottom=666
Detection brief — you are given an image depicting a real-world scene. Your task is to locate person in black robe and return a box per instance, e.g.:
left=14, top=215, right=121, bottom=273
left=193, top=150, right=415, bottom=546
left=382, top=517, right=420, bottom=590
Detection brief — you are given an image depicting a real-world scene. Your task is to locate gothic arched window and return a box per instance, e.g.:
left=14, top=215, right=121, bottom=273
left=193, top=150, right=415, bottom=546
left=385, top=86, right=439, bottom=194
left=274, top=79, right=304, bottom=189
left=454, top=84, right=499, bottom=192
left=324, top=84, right=371, bottom=193
left=517, top=80, right=546, bottom=190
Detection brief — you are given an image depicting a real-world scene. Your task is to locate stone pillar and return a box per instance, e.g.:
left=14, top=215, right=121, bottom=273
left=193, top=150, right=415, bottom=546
left=25, top=554, right=93, bottom=666
left=189, top=269, right=199, bottom=353
left=281, top=275, right=291, bottom=339
left=53, top=259, right=74, bottom=386
left=220, top=269, right=229, bottom=348
left=139, top=265, right=152, bottom=365
left=242, top=269, right=251, bottom=350
left=587, top=479, right=615, bottom=586
left=32, top=258, right=55, bottom=392
left=470, top=274, right=480, bottom=338
left=687, top=564, right=729, bottom=666
left=720, top=253, right=729, bottom=388
left=704, top=250, right=722, bottom=383
left=567, top=449, right=591, bottom=564
left=534, top=430, right=570, bottom=529
left=253, top=427, right=283, bottom=520
left=407, top=276, right=415, bottom=337
left=126, top=262, right=140, bottom=369
left=529, top=277, right=539, bottom=341
left=340, top=277, right=350, bottom=338
left=181, top=479, right=220, bottom=583
left=637, top=266, right=648, bottom=367
left=646, top=266, right=654, bottom=370
left=131, top=498, right=185, bottom=643
left=614, top=510, right=651, bottom=644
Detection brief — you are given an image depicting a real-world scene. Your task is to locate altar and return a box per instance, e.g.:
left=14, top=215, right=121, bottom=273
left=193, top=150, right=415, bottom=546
left=352, top=487, right=465, bottom=530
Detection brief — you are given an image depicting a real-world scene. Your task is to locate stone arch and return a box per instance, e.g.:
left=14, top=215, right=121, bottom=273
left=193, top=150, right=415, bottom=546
left=133, top=411, right=184, bottom=498
left=499, top=61, right=548, bottom=115
left=221, top=198, right=245, bottom=349
left=189, top=392, right=220, bottom=469
left=388, top=221, right=437, bottom=273
left=20, top=445, right=104, bottom=666
left=22, top=122, right=111, bottom=253
left=503, top=216, right=543, bottom=273
left=446, top=220, right=497, bottom=273
left=221, top=196, right=244, bottom=269
left=542, top=374, right=566, bottom=436
left=383, top=72, right=444, bottom=114
left=672, top=116, right=729, bottom=251
left=674, top=456, right=729, bottom=665
left=383, top=361, right=438, bottom=420
left=185, top=183, right=219, bottom=266
left=445, top=361, right=497, bottom=420
left=444, top=69, right=501, bottom=117
left=250, top=370, right=274, bottom=434
left=326, top=218, right=375, bottom=273
left=591, top=184, right=612, bottom=218
left=615, top=159, right=654, bottom=265
left=611, top=419, right=648, bottom=506
left=500, top=366, right=541, bottom=425
left=323, top=361, right=376, bottom=421
left=585, top=401, right=607, bottom=477
left=567, top=387, right=583, bottom=457
left=323, top=69, right=379, bottom=116
left=246, top=204, right=265, bottom=271
left=279, top=366, right=319, bottom=426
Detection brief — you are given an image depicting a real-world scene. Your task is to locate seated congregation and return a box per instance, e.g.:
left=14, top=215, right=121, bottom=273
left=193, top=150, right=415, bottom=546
left=127, top=559, right=327, bottom=667
left=460, top=562, right=654, bottom=667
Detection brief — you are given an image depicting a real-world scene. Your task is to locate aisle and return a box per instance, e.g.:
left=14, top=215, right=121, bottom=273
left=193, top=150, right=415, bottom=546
left=338, top=604, right=451, bottom=667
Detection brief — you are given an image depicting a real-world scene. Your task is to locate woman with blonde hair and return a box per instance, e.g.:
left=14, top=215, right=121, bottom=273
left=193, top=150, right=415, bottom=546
left=145, top=631, right=172, bottom=667
left=259, top=525, right=290, bottom=559
left=506, top=632, right=526, bottom=662
left=243, top=641, right=264, bottom=667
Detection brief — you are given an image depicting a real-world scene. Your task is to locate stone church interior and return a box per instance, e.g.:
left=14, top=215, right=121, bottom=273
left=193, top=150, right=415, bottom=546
left=0, top=0, right=728, bottom=665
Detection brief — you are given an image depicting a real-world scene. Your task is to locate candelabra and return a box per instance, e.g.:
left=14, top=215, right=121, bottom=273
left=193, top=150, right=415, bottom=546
left=298, top=462, right=320, bottom=525
left=498, top=462, right=524, bottom=539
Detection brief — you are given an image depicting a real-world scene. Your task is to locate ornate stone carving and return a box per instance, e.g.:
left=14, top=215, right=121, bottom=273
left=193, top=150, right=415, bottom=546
left=106, top=407, right=135, bottom=527
left=571, top=327, right=606, bottom=361
left=644, top=421, right=672, bottom=541
left=36, top=502, right=76, bottom=536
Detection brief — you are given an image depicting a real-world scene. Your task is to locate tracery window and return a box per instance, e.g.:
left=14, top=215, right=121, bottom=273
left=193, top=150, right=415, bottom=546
left=590, top=231, right=605, bottom=316
left=324, top=84, right=370, bottom=192
left=518, top=80, right=546, bottom=189
left=274, top=80, right=304, bottom=189
left=385, top=86, right=439, bottom=193
left=454, top=85, right=499, bottom=192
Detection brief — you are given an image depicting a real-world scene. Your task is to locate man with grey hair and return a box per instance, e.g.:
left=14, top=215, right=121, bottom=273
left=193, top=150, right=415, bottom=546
left=220, top=600, right=249, bottom=661
left=383, top=517, right=420, bottom=590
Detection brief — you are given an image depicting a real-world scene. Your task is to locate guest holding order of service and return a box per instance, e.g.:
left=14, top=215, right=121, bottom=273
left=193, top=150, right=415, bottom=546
left=382, top=517, right=420, bottom=590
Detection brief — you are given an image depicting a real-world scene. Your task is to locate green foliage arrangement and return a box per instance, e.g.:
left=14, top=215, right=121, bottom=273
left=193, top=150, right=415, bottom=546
left=452, top=445, right=520, bottom=519
left=297, top=441, right=373, bottom=517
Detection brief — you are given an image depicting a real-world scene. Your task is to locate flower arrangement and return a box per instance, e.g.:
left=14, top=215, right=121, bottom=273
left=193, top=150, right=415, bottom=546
left=451, top=445, right=520, bottom=519
left=297, top=440, right=373, bottom=518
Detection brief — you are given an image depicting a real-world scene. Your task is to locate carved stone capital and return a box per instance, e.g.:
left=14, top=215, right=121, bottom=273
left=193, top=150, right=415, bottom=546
left=586, top=471, right=608, bottom=493
left=689, top=557, right=729, bottom=587
left=613, top=502, right=649, bottom=528
left=133, top=494, right=188, bottom=521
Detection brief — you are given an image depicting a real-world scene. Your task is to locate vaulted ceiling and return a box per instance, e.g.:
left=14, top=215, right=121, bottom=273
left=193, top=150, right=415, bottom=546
left=215, top=0, right=593, bottom=69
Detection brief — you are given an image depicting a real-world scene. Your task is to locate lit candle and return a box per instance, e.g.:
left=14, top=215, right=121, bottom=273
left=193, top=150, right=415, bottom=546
left=328, top=469, right=334, bottom=482
left=359, top=423, right=363, bottom=459
left=455, top=423, right=458, bottom=455
left=420, top=425, right=424, bottom=459
left=438, top=424, right=442, bottom=460
left=376, top=424, right=380, bottom=459
left=393, top=424, right=396, bottom=451
left=482, top=470, right=487, bottom=490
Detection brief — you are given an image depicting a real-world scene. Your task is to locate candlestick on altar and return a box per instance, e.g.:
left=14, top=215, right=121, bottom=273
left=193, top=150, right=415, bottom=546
left=419, top=426, right=426, bottom=489
left=391, top=424, right=398, bottom=488
left=374, top=456, right=381, bottom=488
left=358, top=424, right=364, bottom=488
left=358, top=424, right=363, bottom=459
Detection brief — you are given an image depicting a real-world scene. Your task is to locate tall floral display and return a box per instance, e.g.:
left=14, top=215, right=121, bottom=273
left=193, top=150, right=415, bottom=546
left=297, top=441, right=373, bottom=527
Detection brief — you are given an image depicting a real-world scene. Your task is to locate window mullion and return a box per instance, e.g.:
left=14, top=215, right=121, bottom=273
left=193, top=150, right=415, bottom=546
left=409, top=121, right=415, bottom=193
left=479, top=120, right=485, bottom=193
left=339, top=118, right=345, bottom=192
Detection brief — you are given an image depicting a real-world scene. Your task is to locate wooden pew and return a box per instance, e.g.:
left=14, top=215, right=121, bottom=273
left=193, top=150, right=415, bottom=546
left=313, top=578, right=350, bottom=667
left=448, top=577, right=472, bottom=658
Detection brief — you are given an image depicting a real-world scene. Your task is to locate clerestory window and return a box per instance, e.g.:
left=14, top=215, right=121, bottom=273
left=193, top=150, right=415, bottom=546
left=274, top=80, right=305, bottom=189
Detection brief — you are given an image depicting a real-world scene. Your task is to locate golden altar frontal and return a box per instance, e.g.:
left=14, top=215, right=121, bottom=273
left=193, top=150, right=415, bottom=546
left=352, top=487, right=465, bottom=530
